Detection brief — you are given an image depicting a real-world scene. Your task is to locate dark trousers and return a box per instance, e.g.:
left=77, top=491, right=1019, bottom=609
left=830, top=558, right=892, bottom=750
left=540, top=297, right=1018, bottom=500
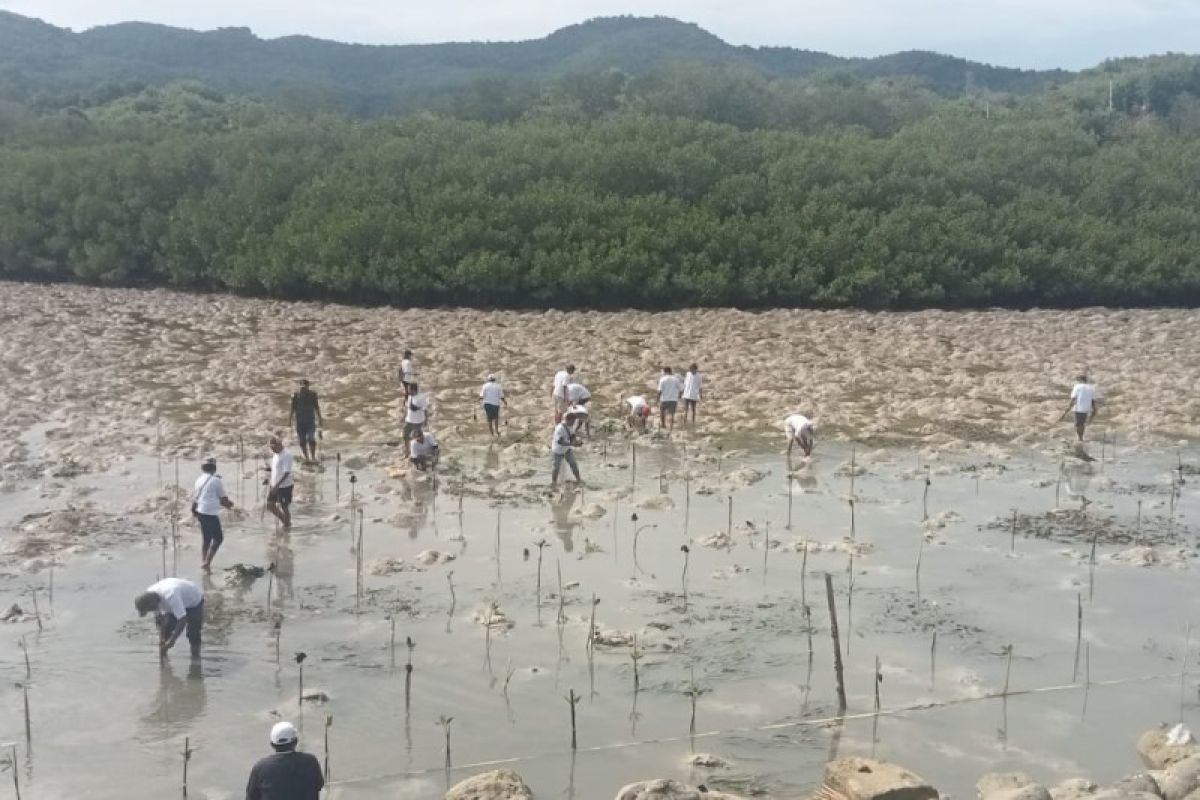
left=157, top=601, right=204, bottom=656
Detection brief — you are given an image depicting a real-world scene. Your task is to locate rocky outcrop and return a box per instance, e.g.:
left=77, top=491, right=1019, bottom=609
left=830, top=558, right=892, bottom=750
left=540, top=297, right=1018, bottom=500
left=821, top=758, right=938, bottom=800
left=613, top=778, right=745, bottom=800
left=444, top=769, right=534, bottom=800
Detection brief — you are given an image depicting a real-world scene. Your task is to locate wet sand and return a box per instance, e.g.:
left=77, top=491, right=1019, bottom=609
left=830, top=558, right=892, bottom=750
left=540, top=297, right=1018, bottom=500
left=2, top=284, right=1199, bottom=471
left=2, top=283, right=1200, bottom=799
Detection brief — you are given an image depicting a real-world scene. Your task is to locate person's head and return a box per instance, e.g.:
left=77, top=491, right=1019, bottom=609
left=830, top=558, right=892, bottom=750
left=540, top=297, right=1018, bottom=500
left=566, top=364, right=575, bottom=374
left=299, top=379, right=310, bottom=390
left=270, top=721, right=299, bottom=753
left=640, top=406, right=652, bottom=419
left=487, top=374, right=496, bottom=383
left=404, top=350, right=413, bottom=359
left=662, top=366, right=672, bottom=375
left=411, top=427, right=424, bottom=442
left=201, top=457, right=217, bottom=474
left=689, top=363, right=698, bottom=373
left=1076, top=373, right=1088, bottom=383
left=134, top=591, right=159, bottom=617
left=268, top=436, right=283, bottom=454
left=564, top=412, right=577, bottom=425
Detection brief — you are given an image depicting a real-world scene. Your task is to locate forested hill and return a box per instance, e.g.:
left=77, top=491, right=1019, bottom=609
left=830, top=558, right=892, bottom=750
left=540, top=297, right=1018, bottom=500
left=0, top=12, right=1065, bottom=114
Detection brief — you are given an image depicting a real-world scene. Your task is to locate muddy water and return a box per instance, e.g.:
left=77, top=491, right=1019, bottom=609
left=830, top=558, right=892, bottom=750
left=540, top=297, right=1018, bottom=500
left=3, top=428, right=1200, bottom=800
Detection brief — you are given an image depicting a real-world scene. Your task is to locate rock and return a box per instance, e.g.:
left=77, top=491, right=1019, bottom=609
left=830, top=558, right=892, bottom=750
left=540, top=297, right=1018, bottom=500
left=1140, top=727, right=1200, bottom=769
left=1, top=604, right=24, bottom=621
left=444, top=768, right=533, bottom=800
left=416, top=549, right=455, bottom=566
left=978, top=774, right=1051, bottom=800
left=300, top=690, right=329, bottom=704
left=821, top=758, right=938, bottom=800
left=1111, top=774, right=1163, bottom=799
left=683, top=753, right=728, bottom=769
left=1154, top=754, right=1200, bottom=800
left=613, top=778, right=745, bottom=800
left=1050, top=779, right=1097, bottom=800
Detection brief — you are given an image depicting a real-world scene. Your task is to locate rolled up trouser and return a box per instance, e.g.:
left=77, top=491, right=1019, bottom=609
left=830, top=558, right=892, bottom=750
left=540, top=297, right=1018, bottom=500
left=552, top=450, right=580, bottom=483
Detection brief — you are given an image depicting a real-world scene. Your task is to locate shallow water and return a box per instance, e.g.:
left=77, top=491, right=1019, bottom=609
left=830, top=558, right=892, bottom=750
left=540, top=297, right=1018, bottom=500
left=2, top=429, right=1199, bottom=799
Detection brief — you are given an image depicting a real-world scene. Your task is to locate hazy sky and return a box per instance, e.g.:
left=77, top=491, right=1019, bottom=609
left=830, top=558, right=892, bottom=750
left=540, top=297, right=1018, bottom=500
left=2, top=0, right=1197, bottom=69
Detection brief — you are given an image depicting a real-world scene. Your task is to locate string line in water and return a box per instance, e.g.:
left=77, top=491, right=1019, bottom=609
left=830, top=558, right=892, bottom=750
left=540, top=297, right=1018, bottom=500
left=329, top=668, right=1196, bottom=788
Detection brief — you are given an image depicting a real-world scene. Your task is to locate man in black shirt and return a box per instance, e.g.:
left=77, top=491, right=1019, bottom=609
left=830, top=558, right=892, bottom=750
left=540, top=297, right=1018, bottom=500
left=246, top=721, right=324, bottom=800
left=288, top=380, right=323, bottom=462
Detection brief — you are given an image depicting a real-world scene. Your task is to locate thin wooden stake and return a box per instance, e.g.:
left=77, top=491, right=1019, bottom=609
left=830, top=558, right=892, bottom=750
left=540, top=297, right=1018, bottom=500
left=825, top=573, right=847, bottom=713
left=30, top=588, right=42, bottom=633
left=1010, top=509, right=1017, bottom=553
left=9, top=743, right=18, bottom=800
left=567, top=689, right=580, bottom=749
left=21, top=682, right=31, bottom=743
left=20, top=635, right=31, bottom=679
left=323, top=714, right=333, bottom=785
left=1072, top=593, right=1083, bottom=683
left=1002, top=644, right=1014, bottom=696
left=873, top=656, right=882, bottom=713
left=930, top=631, right=937, bottom=691
left=181, top=736, right=192, bottom=797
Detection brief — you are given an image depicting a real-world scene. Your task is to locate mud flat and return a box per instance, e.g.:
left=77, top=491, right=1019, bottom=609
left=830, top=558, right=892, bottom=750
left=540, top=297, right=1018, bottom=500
left=1, top=283, right=1200, bottom=799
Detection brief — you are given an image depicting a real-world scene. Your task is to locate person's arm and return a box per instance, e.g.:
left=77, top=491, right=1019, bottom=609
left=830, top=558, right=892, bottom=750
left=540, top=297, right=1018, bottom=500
left=310, top=754, right=326, bottom=792
left=246, top=763, right=262, bottom=800
left=1090, top=399, right=1100, bottom=421
left=315, top=395, right=323, bottom=426
left=162, top=615, right=188, bottom=651
left=217, top=479, right=234, bottom=510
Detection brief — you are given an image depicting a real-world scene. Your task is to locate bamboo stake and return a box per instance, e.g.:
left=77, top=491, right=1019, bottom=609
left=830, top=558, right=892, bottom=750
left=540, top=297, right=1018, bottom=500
left=567, top=689, right=580, bottom=749
left=726, top=495, right=733, bottom=541
left=800, top=541, right=808, bottom=609
left=296, top=652, right=307, bottom=710
left=873, top=656, right=882, bottom=713
left=1010, top=509, right=1017, bottom=553
left=21, top=682, right=31, bottom=743
left=9, top=744, right=18, bottom=800
left=930, top=631, right=937, bottom=691
left=30, top=588, right=42, bottom=633
left=825, top=573, right=847, bottom=713
left=405, top=638, right=415, bottom=712
left=323, top=714, right=333, bottom=785
left=1002, top=644, right=1014, bottom=696
left=20, top=635, right=31, bottom=679
left=630, top=636, right=641, bottom=693
left=1072, top=593, right=1083, bottom=683
left=681, top=545, right=690, bottom=609
left=786, top=473, right=794, bottom=530
left=922, top=467, right=930, bottom=521
left=181, top=736, right=192, bottom=797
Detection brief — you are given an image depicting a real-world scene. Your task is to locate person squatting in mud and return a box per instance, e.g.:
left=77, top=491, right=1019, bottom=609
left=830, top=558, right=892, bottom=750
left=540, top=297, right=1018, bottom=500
left=192, top=456, right=233, bottom=573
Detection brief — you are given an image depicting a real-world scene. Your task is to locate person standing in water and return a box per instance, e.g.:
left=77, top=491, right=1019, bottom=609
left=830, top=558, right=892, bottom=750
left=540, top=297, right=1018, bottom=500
left=682, top=363, right=704, bottom=427
left=1061, top=374, right=1099, bottom=442
left=245, top=721, right=325, bottom=800
left=551, top=412, right=583, bottom=487
left=785, top=413, right=816, bottom=459
left=657, top=366, right=683, bottom=432
left=192, top=456, right=233, bottom=573
left=134, top=577, right=204, bottom=658
left=479, top=374, right=507, bottom=436
left=266, top=436, right=294, bottom=529
left=399, top=350, right=416, bottom=399
left=404, top=383, right=430, bottom=443
left=287, top=379, right=323, bottom=463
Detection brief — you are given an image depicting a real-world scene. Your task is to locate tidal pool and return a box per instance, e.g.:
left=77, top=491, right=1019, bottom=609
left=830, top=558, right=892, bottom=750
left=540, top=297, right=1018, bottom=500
left=2, top=427, right=1198, bottom=800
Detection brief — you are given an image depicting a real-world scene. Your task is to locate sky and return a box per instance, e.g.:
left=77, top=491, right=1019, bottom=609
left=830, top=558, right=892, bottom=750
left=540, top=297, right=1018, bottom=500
left=2, top=0, right=1198, bottom=70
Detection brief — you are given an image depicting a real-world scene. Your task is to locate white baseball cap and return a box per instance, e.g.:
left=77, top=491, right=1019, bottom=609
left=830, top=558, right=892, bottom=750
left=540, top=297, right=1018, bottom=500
left=270, top=721, right=299, bottom=745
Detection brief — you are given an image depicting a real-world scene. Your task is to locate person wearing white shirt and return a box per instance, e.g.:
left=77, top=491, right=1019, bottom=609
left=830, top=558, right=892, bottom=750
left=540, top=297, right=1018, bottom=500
left=626, top=395, right=651, bottom=433
left=404, top=383, right=430, bottom=442
left=479, top=374, right=508, bottom=436
left=399, top=349, right=416, bottom=398
left=1061, top=374, right=1099, bottom=441
left=551, top=413, right=582, bottom=486
left=192, top=456, right=234, bottom=573
left=656, top=366, right=684, bottom=431
left=552, top=364, right=575, bottom=422
left=682, top=363, right=704, bottom=427
left=785, top=414, right=816, bottom=459
left=409, top=429, right=440, bottom=471
left=267, top=436, right=295, bottom=529
left=134, top=577, right=205, bottom=658
left=566, top=378, right=592, bottom=435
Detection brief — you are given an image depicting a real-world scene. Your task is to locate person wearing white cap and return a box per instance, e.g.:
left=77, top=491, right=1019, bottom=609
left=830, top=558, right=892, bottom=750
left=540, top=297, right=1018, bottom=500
left=192, top=456, right=234, bottom=573
left=245, top=721, right=324, bottom=800
left=479, top=374, right=507, bottom=436
left=785, top=413, right=816, bottom=459
left=566, top=377, right=592, bottom=436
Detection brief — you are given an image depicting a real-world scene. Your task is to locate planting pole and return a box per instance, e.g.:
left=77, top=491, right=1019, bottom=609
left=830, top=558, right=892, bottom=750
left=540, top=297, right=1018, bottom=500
left=825, top=573, right=848, bottom=713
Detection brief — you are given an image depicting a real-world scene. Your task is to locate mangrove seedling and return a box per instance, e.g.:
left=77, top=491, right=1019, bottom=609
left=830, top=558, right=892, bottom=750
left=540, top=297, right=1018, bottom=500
left=437, top=715, right=454, bottom=768
left=566, top=689, right=581, bottom=749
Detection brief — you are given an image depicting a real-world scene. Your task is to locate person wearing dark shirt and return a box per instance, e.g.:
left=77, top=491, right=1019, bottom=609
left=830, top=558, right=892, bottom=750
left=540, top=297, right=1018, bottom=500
left=288, top=380, right=323, bottom=462
left=246, top=721, right=324, bottom=800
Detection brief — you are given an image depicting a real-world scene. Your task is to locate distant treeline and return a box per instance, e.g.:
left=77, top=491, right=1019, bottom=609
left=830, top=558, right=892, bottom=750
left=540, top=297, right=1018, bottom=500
left=1, top=57, right=1199, bottom=308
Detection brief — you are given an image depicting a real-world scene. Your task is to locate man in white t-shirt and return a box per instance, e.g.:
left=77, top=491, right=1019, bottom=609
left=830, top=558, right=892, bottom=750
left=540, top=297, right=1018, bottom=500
left=566, top=378, right=592, bottom=435
left=135, top=577, right=204, bottom=658
left=785, top=414, right=816, bottom=459
left=656, top=366, right=683, bottom=431
left=267, top=436, right=295, bottom=529
left=409, top=429, right=440, bottom=472
left=399, top=350, right=416, bottom=398
left=626, top=395, right=652, bottom=433
left=479, top=374, right=507, bottom=437
left=193, top=456, right=234, bottom=573
left=404, top=383, right=429, bottom=442
left=552, top=364, right=575, bottom=422
left=682, top=363, right=704, bottom=427
left=551, top=412, right=582, bottom=486
left=1061, top=374, right=1099, bottom=442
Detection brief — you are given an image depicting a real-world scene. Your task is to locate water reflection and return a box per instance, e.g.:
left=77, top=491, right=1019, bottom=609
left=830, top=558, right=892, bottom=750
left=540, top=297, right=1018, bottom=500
left=550, top=489, right=579, bottom=553
left=142, top=659, right=206, bottom=737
